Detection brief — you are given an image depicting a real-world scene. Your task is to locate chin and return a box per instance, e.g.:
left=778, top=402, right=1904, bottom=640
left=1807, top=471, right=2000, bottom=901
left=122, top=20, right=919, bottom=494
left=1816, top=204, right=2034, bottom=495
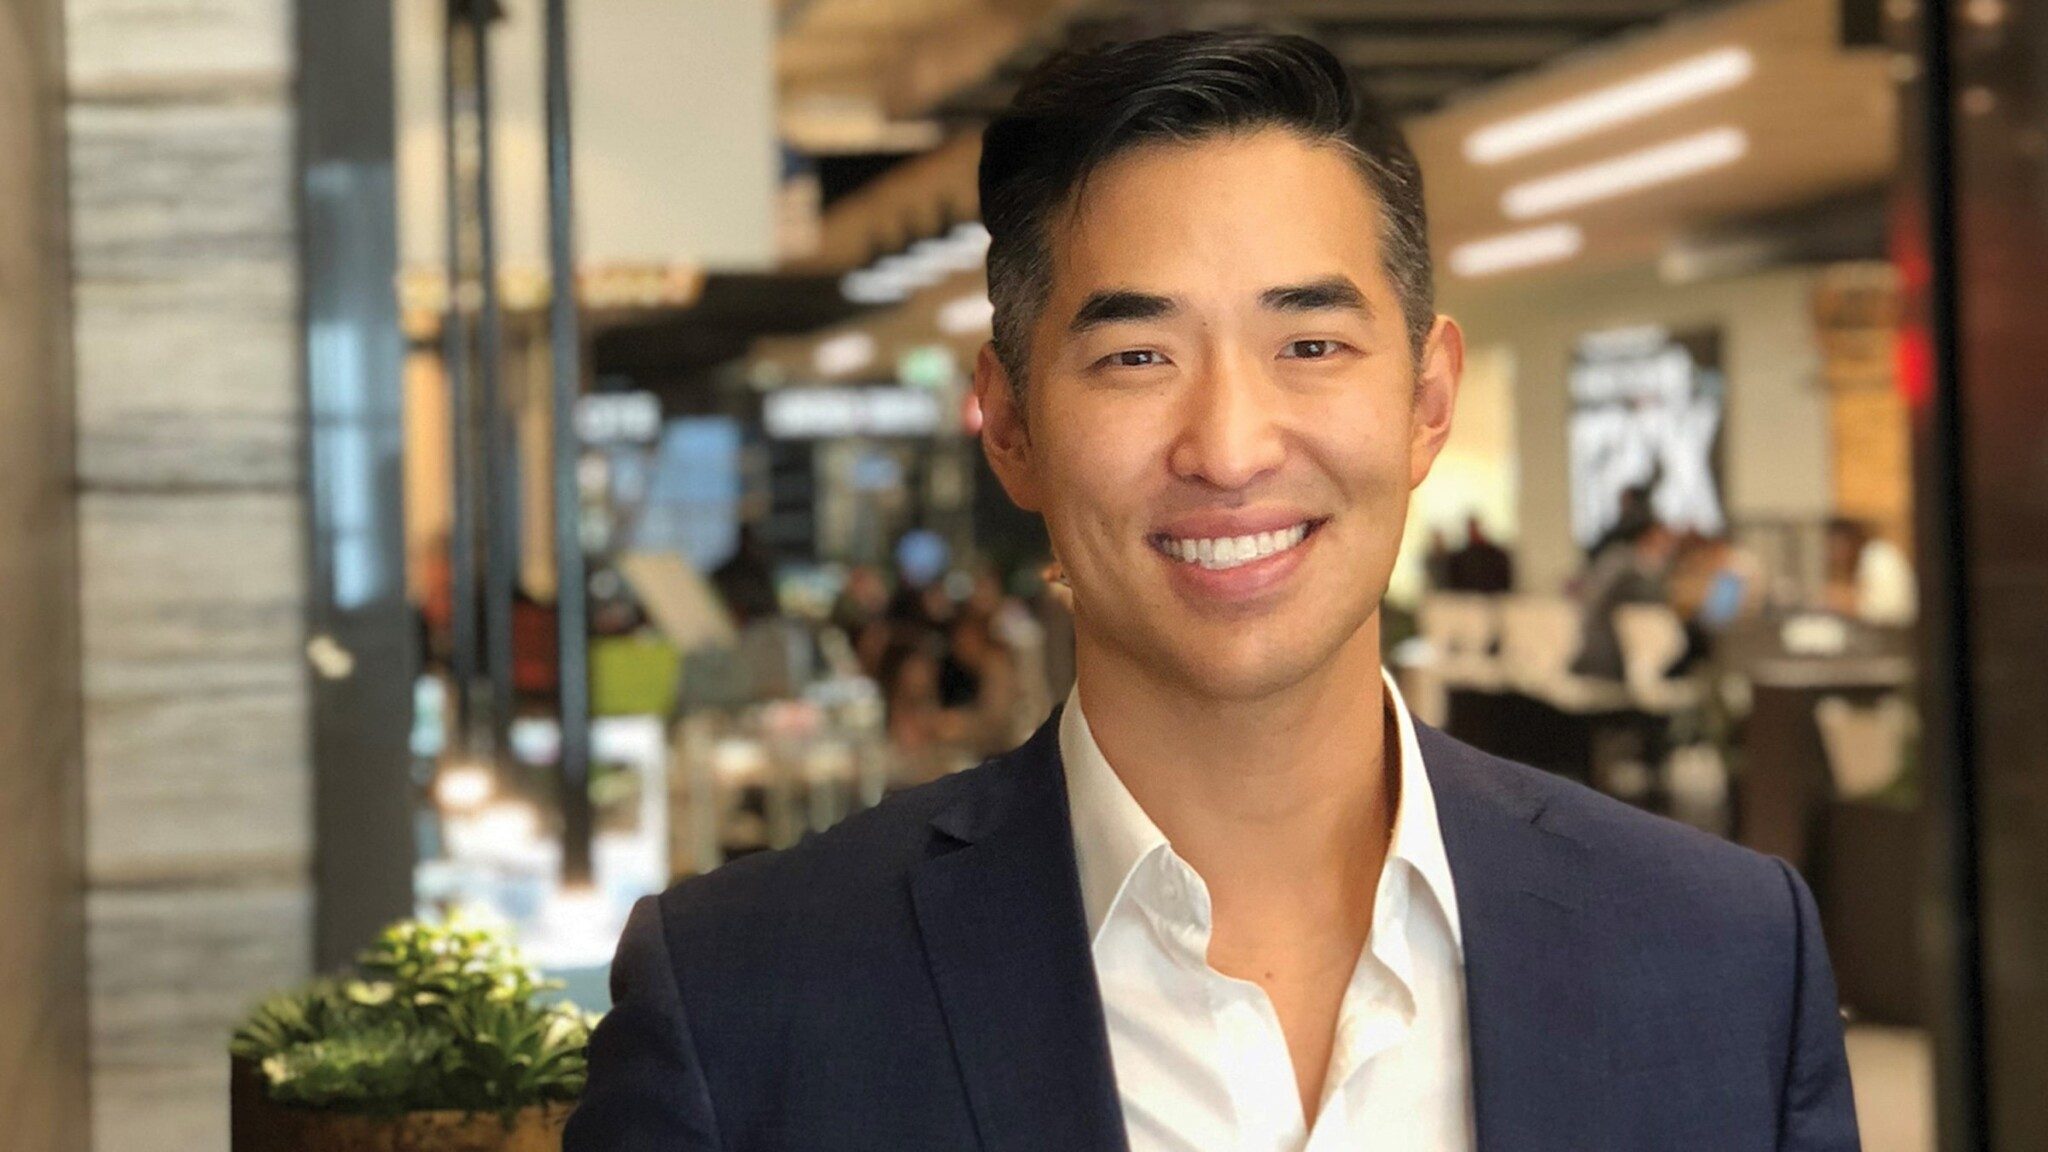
left=1155, top=631, right=1333, bottom=704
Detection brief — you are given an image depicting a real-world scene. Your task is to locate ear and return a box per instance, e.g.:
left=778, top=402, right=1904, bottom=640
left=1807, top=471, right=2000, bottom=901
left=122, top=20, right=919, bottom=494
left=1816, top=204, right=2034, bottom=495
left=1409, top=314, right=1463, bottom=489
left=973, top=342, right=1045, bottom=513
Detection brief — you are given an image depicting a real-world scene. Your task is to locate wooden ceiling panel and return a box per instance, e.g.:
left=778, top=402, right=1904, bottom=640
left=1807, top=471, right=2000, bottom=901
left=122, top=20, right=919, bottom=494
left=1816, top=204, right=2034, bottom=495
left=1409, top=0, right=1895, bottom=280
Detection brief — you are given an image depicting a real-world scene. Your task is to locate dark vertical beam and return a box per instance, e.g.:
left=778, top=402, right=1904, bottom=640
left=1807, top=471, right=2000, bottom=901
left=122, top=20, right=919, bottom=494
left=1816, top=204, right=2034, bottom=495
left=1930, top=0, right=2048, bottom=1143
left=299, top=0, right=417, bottom=967
left=442, top=3, right=478, bottom=751
left=471, top=5, right=518, bottom=751
left=545, top=0, right=595, bottom=886
left=1904, top=0, right=1987, bottom=1138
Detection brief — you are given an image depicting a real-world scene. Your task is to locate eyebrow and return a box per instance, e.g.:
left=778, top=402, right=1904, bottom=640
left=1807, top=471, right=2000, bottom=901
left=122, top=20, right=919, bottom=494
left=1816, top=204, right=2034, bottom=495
left=1065, top=276, right=1373, bottom=336
left=1260, top=276, right=1372, bottom=316
left=1067, top=289, right=1179, bottom=334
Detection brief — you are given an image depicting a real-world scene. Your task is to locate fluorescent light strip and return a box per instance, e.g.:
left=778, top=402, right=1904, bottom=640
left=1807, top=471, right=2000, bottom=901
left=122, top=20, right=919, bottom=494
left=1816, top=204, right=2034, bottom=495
left=1501, top=126, right=1747, bottom=219
left=1449, top=223, right=1585, bottom=278
left=813, top=332, right=877, bottom=377
left=936, top=293, right=995, bottom=335
left=1464, top=46, right=1755, bottom=165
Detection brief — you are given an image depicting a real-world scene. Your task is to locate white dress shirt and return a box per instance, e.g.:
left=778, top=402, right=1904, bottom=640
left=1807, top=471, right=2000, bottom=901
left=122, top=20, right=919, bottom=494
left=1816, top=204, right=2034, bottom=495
left=1060, top=670, right=1475, bottom=1152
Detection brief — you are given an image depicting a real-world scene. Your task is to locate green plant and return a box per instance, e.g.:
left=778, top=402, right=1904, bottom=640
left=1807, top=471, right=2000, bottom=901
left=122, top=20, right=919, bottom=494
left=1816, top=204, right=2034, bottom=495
left=231, top=916, right=594, bottom=1117
left=259, top=1025, right=450, bottom=1110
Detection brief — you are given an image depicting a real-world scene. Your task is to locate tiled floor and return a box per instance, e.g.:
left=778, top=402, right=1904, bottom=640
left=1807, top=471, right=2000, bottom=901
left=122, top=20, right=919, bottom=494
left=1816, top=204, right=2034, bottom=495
left=1846, top=1025, right=1936, bottom=1152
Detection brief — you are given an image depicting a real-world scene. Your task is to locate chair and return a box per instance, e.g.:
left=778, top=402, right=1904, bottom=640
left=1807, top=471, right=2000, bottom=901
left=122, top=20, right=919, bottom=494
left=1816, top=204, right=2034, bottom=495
left=1496, top=594, right=1631, bottom=713
left=1814, top=694, right=1915, bottom=801
left=1417, top=593, right=1504, bottom=691
left=1614, top=603, right=1704, bottom=714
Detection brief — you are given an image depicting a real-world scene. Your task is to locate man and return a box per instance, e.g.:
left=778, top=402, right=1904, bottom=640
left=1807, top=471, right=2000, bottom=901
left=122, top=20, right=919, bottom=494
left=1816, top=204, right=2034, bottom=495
left=566, top=31, right=1859, bottom=1151
left=1446, top=514, right=1515, bottom=594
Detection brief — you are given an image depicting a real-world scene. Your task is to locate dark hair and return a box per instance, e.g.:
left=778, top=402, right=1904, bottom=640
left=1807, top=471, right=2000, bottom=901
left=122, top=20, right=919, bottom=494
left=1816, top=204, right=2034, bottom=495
left=978, top=29, right=1433, bottom=395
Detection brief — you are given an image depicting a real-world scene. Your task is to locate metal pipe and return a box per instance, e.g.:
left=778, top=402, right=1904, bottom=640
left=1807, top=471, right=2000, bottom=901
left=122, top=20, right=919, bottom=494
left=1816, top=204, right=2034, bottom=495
left=544, top=0, right=595, bottom=887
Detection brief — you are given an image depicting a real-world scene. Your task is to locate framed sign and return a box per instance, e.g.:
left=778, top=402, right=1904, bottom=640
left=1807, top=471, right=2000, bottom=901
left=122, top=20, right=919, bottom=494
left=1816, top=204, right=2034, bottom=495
left=1568, top=325, right=1727, bottom=547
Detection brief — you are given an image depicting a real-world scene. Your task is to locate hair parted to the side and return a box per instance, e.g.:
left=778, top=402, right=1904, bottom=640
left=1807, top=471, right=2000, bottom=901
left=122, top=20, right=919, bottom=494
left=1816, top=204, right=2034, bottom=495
left=977, top=29, right=1434, bottom=398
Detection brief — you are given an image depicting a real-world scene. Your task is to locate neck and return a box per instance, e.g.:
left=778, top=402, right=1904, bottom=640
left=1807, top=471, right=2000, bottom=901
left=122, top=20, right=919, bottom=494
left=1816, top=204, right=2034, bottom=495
left=1072, top=617, right=1395, bottom=956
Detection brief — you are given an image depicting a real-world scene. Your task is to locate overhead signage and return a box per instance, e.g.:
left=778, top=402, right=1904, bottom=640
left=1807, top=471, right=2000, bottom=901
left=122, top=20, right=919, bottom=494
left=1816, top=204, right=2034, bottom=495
left=1568, top=325, right=1727, bottom=546
left=764, top=387, right=943, bottom=439
left=575, top=392, right=663, bottom=445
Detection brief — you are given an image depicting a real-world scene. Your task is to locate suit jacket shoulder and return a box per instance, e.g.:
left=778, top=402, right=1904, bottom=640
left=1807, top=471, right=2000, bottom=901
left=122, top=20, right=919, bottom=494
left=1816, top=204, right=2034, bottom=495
left=1416, top=720, right=1847, bottom=1148
left=1419, top=721, right=1793, bottom=931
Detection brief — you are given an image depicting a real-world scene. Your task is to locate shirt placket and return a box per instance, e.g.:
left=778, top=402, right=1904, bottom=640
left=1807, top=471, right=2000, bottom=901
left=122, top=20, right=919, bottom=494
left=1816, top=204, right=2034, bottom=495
left=1149, top=855, right=1307, bottom=1152
left=1302, top=866, right=1420, bottom=1152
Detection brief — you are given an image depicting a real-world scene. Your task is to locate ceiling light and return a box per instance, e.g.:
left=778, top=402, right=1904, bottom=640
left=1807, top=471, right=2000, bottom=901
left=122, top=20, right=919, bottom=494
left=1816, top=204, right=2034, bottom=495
left=1501, top=127, right=1748, bottom=219
left=1449, top=223, right=1585, bottom=277
left=937, top=293, right=995, bottom=335
left=813, top=331, right=877, bottom=378
left=943, top=222, right=991, bottom=268
left=1464, top=46, right=1755, bottom=165
left=434, top=761, right=496, bottom=813
left=840, top=269, right=907, bottom=305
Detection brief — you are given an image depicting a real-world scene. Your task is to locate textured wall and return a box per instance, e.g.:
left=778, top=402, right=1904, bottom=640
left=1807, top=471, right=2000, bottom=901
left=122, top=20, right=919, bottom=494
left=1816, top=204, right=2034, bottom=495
left=0, top=0, right=89, bottom=1147
left=63, top=0, right=311, bottom=1147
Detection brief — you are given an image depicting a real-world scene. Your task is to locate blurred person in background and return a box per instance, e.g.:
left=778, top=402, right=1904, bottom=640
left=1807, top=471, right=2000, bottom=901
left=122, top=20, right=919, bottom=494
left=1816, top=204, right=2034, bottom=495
left=876, top=636, right=944, bottom=752
left=1586, top=475, right=1659, bottom=560
left=1824, top=515, right=1917, bottom=626
left=830, top=564, right=895, bottom=678
left=1572, top=517, right=1680, bottom=680
left=1443, top=513, right=1513, bottom=594
left=934, top=607, right=1023, bottom=755
left=829, top=564, right=889, bottom=640
left=571, top=31, right=1856, bottom=1152
left=1423, top=526, right=1453, bottom=590
left=1667, top=532, right=1765, bottom=672
left=711, top=523, right=780, bottom=627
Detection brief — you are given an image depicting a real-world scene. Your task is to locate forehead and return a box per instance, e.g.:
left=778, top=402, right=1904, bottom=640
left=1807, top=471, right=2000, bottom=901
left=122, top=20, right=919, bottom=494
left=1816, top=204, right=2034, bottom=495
left=1046, top=128, right=1388, bottom=297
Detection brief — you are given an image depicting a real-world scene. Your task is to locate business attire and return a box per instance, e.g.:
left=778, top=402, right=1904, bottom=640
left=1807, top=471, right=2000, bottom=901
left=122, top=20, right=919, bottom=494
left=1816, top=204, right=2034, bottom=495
left=566, top=682, right=1860, bottom=1152
left=1064, top=673, right=1471, bottom=1151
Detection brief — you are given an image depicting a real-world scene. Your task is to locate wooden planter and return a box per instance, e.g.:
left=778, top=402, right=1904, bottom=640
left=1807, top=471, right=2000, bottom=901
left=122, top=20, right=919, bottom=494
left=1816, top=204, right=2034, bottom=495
left=232, top=1059, right=575, bottom=1152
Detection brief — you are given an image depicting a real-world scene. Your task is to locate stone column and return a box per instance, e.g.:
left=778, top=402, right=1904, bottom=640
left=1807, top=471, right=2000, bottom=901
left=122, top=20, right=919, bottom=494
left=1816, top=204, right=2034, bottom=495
left=0, top=0, right=89, bottom=1146
left=63, top=0, right=312, bottom=1147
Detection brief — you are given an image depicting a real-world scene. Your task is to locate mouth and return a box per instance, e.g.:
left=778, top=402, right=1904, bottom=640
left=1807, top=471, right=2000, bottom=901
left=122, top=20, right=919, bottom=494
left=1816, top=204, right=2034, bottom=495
left=1147, top=518, right=1329, bottom=572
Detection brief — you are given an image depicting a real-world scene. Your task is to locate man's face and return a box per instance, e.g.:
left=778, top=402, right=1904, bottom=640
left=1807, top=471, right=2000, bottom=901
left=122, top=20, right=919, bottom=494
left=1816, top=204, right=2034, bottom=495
left=977, top=128, right=1462, bottom=703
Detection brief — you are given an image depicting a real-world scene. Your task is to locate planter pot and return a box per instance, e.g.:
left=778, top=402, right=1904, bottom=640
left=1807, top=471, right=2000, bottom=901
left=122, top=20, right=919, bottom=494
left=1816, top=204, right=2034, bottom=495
left=232, top=1059, right=575, bottom=1152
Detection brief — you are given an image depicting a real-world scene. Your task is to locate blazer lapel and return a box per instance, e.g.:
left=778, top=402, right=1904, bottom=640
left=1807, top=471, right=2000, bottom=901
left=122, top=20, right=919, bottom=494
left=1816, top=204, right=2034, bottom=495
left=1421, top=724, right=1609, bottom=1152
left=909, top=716, right=1130, bottom=1152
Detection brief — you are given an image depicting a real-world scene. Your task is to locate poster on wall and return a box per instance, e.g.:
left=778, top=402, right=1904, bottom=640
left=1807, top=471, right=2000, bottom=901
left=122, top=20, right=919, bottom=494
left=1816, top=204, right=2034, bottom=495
left=1567, top=325, right=1727, bottom=549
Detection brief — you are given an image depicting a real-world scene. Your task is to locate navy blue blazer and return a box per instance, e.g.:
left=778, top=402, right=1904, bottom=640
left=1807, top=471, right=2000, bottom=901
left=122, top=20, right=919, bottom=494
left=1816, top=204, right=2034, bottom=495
left=565, top=714, right=1860, bottom=1151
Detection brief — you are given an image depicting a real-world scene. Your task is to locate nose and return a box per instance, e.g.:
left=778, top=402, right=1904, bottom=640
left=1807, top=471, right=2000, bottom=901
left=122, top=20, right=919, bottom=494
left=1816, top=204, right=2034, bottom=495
left=1166, top=348, right=1286, bottom=490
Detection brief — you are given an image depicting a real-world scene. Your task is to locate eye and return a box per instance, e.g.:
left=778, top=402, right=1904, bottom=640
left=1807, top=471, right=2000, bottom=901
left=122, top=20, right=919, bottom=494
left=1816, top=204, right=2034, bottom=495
left=1281, top=339, right=1347, bottom=360
left=1096, top=349, right=1167, bottom=369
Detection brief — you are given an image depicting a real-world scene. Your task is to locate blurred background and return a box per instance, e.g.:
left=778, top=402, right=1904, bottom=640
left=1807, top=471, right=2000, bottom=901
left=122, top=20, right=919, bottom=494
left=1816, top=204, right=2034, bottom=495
left=5, top=0, right=2048, bottom=1149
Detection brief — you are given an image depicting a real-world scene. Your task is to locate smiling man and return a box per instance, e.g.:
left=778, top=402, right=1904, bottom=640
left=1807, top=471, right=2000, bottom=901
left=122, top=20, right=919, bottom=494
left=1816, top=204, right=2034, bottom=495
left=566, top=31, right=1860, bottom=1152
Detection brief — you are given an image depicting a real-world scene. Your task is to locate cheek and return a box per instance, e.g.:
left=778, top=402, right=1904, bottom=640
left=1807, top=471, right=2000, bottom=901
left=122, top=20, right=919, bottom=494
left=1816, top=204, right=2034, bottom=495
left=1305, top=403, right=1414, bottom=498
left=1037, top=403, right=1158, bottom=530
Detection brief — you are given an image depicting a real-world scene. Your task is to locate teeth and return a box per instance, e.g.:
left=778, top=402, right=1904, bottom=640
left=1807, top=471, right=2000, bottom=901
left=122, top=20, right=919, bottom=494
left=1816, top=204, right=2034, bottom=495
left=1157, top=522, right=1313, bottom=570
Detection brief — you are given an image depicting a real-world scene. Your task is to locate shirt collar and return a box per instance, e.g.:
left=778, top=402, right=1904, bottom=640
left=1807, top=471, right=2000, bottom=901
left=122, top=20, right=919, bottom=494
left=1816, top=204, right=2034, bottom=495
left=1059, top=668, right=1463, bottom=952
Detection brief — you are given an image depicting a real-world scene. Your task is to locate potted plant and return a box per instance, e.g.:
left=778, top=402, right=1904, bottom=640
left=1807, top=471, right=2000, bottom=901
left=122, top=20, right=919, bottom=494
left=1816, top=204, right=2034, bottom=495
left=229, top=917, right=593, bottom=1152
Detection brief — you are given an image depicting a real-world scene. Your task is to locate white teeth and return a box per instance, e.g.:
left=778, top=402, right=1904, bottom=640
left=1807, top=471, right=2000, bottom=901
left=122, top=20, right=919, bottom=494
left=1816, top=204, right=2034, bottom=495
left=1158, top=522, right=1315, bottom=570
